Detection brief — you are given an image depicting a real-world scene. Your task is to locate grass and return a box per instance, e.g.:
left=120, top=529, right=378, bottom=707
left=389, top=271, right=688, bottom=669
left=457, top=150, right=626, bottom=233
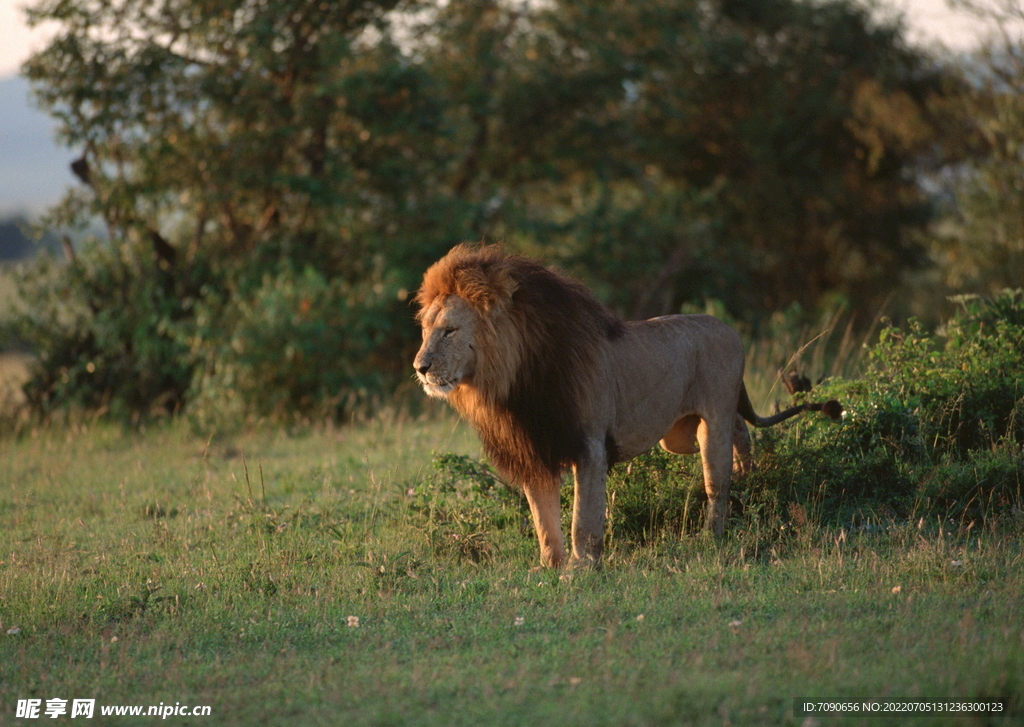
left=1, top=415, right=1022, bottom=726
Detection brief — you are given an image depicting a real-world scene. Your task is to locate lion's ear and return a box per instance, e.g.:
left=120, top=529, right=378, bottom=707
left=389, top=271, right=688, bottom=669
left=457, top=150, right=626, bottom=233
left=457, top=265, right=518, bottom=312
left=485, top=265, right=518, bottom=310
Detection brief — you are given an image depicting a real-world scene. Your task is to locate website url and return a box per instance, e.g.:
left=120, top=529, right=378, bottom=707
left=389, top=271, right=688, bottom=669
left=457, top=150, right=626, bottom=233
left=16, top=699, right=211, bottom=719
left=101, top=704, right=212, bottom=718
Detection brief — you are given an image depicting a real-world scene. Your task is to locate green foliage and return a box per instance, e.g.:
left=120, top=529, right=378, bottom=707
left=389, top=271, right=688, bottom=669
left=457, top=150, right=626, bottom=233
left=14, top=0, right=464, bottom=423
left=919, top=448, right=1024, bottom=525
left=855, top=289, right=1024, bottom=457
left=186, top=264, right=405, bottom=432
left=529, top=0, right=943, bottom=319
left=924, top=1, right=1024, bottom=296
left=606, top=448, right=705, bottom=544
left=420, top=0, right=946, bottom=318
left=7, top=241, right=193, bottom=420
left=752, top=290, right=1024, bottom=527
left=408, top=453, right=529, bottom=563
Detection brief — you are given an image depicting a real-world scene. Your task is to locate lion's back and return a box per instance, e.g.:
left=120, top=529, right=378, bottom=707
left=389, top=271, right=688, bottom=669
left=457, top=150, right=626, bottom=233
left=620, top=314, right=744, bottom=376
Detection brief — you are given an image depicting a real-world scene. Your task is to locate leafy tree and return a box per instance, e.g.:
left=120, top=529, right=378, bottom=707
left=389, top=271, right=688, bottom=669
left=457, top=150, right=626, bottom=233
left=417, top=0, right=948, bottom=320
left=16, top=0, right=466, bottom=423
left=8, top=0, right=956, bottom=423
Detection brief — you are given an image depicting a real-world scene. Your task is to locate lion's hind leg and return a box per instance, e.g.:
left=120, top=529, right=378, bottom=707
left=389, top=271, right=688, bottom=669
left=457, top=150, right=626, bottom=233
left=568, top=437, right=611, bottom=569
left=732, top=414, right=753, bottom=476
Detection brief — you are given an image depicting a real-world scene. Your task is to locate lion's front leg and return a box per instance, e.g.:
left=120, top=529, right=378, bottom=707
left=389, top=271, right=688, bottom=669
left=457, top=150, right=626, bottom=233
left=569, top=438, right=608, bottom=568
left=523, top=481, right=567, bottom=568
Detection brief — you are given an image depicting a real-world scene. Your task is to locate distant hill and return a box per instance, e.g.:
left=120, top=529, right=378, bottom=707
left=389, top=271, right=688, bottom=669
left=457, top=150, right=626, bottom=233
left=0, top=74, right=76, bottom=216
left=0, top=216, right=61, bottom=261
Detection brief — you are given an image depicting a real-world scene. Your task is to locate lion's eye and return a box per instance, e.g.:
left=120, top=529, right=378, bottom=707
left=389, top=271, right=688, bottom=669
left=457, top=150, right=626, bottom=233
left=442, top=327, right=456, bottom=338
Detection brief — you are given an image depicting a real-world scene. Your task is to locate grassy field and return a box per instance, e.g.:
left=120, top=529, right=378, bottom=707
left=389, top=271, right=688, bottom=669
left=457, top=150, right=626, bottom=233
left=1, top=415, right=1021, bottom=726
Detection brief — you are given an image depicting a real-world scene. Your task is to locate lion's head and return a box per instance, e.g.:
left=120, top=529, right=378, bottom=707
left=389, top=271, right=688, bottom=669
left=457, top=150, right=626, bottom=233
left=413, top=293, right=481, bottom=399
left=413, top=244, right=624, bottom=485
left=413, top=245, right=520, bottom=402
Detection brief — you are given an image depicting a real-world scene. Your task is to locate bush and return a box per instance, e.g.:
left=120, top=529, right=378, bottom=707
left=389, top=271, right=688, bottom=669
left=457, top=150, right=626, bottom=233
left=2, top=240, right=421, bottom=429
left=186, top=265, right=406, bottom=432
left=918, top=448, right=1024, bottom=525
left=407, top=454, right=529, bottom=563
left=860, top=293, right=1024, bottom=456
left=5, top=242, right=192, bottom=421
left=605, top=448, right=705, bottom=543
left=744, top=289, right=1024, bottom=528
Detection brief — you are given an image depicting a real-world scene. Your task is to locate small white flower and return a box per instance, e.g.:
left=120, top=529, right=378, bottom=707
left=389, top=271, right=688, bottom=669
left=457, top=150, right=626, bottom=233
left=635, top=614, right=645, bottom=622
left=513, top=616, right=525, bottom=627
left=347, top=616, right=360, bottom=628
left=6, top=627, right=20, bottom=635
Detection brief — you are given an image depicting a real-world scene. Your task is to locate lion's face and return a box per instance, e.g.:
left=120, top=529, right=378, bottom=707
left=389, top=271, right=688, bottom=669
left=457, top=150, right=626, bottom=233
left=413, top=295, right=479, bottom=398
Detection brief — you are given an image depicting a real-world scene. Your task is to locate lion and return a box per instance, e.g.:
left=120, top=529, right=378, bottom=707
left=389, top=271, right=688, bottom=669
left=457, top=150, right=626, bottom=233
left=413, top=244, right=842, bottom=568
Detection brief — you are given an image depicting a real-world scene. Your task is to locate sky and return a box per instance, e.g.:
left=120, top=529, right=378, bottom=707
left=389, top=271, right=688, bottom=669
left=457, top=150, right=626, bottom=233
left=0, top=0, right=1020, bottom=78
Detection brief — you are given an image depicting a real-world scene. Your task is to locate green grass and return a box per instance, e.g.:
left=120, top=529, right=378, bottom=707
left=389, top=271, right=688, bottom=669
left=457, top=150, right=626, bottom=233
left=1, top=416, right=1022, bottom=726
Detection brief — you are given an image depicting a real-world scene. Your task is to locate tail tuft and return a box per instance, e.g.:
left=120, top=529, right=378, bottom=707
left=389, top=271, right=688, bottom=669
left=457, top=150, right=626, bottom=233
left=820, top=399, right=844, bottom=421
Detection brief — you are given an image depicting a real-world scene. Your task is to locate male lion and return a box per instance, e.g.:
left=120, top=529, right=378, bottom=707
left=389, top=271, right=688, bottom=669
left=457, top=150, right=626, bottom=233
left=413, top=244, right=841, bottom=568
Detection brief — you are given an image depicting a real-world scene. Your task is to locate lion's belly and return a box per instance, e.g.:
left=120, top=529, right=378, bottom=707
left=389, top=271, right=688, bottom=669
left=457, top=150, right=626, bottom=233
left=612, top=403, right=698, bottom=461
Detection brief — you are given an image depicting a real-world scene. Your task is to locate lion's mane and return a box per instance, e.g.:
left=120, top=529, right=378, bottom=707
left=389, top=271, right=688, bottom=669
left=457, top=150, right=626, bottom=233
left=415, top=244, right=624, bottom=488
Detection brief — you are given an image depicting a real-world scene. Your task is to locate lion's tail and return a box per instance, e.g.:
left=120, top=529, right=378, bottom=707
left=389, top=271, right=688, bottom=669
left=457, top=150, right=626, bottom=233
left=737, top=385, right=843, bottom=428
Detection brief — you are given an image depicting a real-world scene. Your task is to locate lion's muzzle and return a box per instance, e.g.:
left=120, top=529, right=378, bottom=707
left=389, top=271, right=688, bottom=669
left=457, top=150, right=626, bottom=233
left=413, top=352, right=457, bottom=398
left=418, top=376, right=456, bottom=398
left=416, top=371, right=457, bottom=398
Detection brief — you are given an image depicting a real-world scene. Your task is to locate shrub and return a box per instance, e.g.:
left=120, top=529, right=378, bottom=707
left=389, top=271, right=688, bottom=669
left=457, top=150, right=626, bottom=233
left=744, top=289, right=1024, bottom=528
left=2, top=241, right=421, bottom=429
left=605, top=448, right=705, bottom=543
left=918, top=448, right=1024, bottom=526
left=849, top=290, right=1024, bottom=458
left=407, top=454, right=529, bottom=563
left=185, top=265, right=406, bottom=433
left=5, top=242, right=192, bottom=421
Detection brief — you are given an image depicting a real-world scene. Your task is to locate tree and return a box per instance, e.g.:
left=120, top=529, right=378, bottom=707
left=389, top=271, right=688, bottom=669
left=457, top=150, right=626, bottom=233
left=413, top=0, right=949, bottom=321
left=8, top=0, right=954, bottom=423
left=16, top=0, right=466, bottom=423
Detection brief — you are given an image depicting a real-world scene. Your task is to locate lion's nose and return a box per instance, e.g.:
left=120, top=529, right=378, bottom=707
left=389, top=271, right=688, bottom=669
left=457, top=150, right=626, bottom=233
left=415, top=361, right=430, bottom=375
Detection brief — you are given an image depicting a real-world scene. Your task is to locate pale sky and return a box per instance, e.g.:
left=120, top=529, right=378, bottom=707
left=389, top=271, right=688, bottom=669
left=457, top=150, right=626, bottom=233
left=0, top=0, right=1018, bottom=78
